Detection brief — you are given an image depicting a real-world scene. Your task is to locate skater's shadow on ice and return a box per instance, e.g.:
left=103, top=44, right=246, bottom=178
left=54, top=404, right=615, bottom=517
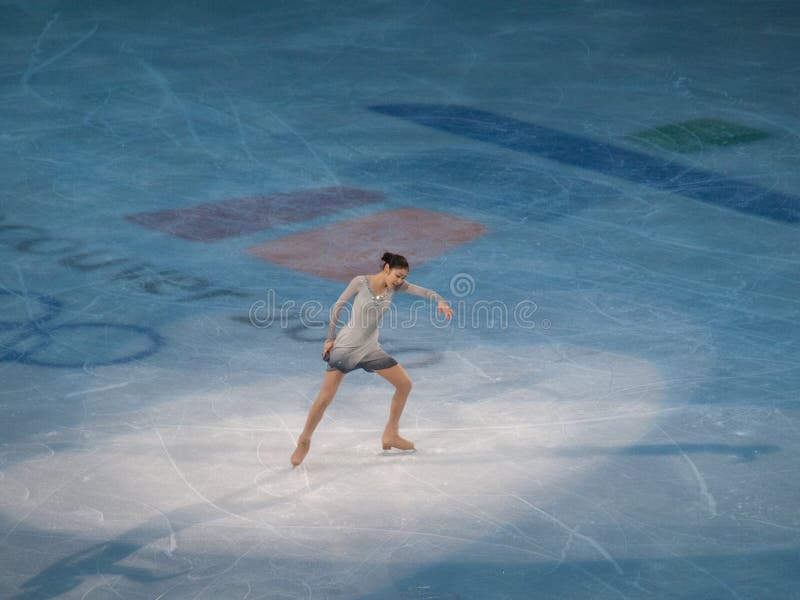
left=554, top=443, right=779, bottom=462
left=10, top=467, right=344, bottom=600
left=393, top=443, right=779, bottom=466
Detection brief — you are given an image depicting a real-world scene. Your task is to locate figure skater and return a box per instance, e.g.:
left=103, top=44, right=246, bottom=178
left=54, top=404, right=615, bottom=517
left=290, top=251, right=454, bottom=466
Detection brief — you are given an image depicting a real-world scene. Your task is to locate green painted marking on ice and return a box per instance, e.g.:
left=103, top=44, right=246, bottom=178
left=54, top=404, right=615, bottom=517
left=627, top=119, right=769, bottom=153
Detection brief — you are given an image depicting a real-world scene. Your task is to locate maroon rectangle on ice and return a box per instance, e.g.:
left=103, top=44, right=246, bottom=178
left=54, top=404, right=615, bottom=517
left=125, top=187, right=385, bottom=242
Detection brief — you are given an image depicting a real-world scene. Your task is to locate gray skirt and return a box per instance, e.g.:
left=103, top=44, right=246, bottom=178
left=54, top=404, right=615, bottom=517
left=324, top=346, right=398, bottom=373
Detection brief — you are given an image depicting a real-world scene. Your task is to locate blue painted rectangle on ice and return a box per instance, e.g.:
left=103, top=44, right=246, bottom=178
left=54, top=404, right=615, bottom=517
left=369, top=104, right=799, bottom=224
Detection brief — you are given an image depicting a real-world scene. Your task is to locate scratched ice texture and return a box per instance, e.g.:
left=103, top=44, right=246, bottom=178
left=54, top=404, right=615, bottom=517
left=1, top=1, right=799, bottom=599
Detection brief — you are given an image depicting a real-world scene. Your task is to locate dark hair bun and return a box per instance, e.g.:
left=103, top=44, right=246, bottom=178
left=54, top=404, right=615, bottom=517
left=381, top=251, right=409, bottom=270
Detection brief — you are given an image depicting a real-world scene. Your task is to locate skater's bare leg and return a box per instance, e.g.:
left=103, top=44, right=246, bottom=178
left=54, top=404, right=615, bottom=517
left=376, top=364, right=415, bottom=451
left=291, top=369, right=345, bottom=466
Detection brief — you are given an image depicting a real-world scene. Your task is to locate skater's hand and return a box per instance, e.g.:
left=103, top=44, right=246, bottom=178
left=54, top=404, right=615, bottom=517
left=323, top=339, right=334, bottom=359
left=438, top=301, right=454, bottom=320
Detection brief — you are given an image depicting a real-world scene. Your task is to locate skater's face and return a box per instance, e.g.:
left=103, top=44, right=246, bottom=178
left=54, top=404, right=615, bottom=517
left=385, top=267, right=408, bottom=287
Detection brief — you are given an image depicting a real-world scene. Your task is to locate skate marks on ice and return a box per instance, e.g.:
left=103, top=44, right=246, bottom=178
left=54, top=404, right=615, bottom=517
left=0, top=343, right=685, bottom=598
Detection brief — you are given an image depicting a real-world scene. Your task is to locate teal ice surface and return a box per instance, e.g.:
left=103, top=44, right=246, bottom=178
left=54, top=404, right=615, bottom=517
left=1, top=2, right=798, bottom=599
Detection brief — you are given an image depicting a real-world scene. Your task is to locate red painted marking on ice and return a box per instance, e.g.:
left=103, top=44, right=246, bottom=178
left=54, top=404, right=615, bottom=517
left=246, top=208, right=487, bottom=281
left=125, top=187, right=385, bottom=242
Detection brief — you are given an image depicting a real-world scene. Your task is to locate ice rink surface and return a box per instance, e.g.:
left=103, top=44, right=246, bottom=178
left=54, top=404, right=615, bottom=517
left=1, top=1, right=799, bottom=598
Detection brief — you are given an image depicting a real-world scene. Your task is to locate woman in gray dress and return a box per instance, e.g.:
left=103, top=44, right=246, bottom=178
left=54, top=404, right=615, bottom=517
left=291, top=252, right=454, bottom=466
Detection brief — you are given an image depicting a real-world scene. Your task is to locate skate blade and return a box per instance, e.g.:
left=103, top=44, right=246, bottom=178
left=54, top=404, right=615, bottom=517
left=379, top=448, right=417, bottom=457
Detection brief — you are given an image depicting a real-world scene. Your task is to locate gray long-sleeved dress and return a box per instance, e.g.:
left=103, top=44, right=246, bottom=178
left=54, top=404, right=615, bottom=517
left=324, top=275, right=444, bottom=373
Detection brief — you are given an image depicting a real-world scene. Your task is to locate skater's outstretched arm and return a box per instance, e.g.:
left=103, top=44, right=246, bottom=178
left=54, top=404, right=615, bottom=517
left=397, top=280, right=453, bottom=320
